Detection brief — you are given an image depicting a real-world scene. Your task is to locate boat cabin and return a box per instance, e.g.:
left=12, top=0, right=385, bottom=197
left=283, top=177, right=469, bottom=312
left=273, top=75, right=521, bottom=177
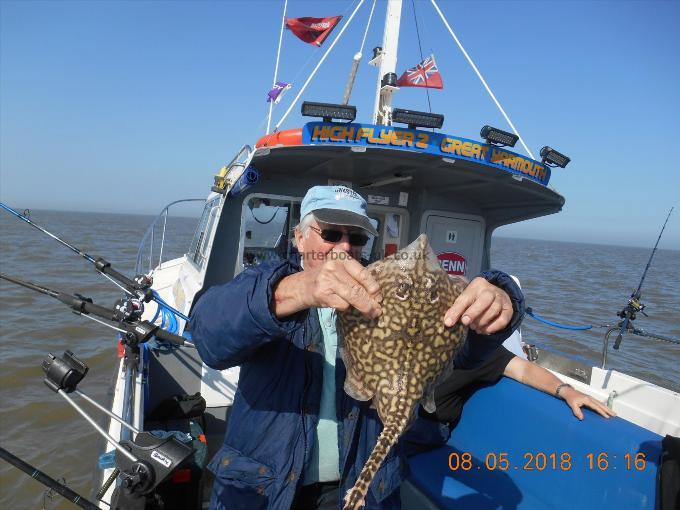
left=193, top=122, right=564, bottom=293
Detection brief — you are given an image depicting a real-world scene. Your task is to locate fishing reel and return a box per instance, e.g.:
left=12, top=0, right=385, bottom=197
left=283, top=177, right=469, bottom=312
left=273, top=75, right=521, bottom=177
left=114, top=296, right=144, bottom=322
left=616, top=292, right=647, bottom=322
left=133, top=273, right=153, bottom=290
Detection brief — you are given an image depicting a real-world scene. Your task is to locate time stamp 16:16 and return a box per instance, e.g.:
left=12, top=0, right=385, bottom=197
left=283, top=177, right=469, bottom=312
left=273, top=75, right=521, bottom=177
left=448, top=452, right=648, bottom=472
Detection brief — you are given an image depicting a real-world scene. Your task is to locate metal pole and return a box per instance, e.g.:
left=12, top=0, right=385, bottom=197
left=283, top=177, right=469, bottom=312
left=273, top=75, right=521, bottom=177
left=373, top=0, right=402, bottom=124
left=342, top=56, right=362, bottom=105
left=158, top=208, right=168, bottom=268
left=149, top=227, right=154, bottom=274
left=58, top=390, right=137, bottom=463
left=267, top=0, right=288, bottom=134
left=75, top=390, right=140, bottom=434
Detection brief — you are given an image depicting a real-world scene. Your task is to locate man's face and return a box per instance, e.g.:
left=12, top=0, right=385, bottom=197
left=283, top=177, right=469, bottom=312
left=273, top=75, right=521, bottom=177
left=295, top=219, right=366, bottom=270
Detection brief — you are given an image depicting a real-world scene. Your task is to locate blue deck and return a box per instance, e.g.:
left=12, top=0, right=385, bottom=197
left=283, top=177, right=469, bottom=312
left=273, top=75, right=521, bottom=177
left=408, top=378, right=662, bottom=509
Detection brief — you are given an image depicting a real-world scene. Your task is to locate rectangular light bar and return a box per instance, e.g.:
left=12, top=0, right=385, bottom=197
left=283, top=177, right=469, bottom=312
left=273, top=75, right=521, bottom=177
left=301, top=101, right=356, bottom=122
left=480, top=125, right=519, bottom=147
left=540, top=146, right=571, bottom=168
left=392, top=108, right=444, bottom=129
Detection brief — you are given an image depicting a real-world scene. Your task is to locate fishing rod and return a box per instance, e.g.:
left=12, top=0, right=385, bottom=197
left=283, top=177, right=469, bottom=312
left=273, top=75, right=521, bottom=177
left=0, top=446, right=100, bottom=510
left=0, top=272, right=193, bottom=348
left=613, top=207, right=674, bottom=350
left=0, top=202, right=189, bottom=322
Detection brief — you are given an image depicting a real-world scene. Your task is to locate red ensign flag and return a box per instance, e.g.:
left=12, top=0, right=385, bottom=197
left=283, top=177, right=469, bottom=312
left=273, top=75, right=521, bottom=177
left=396, top=55, right=444, bottom=89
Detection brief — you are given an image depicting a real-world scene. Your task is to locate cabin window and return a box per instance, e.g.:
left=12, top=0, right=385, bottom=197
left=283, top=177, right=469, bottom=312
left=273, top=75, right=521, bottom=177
left=238, top=197, right=408, bottom=269
left=188, top=196, right=221, bottom=269
left=240, top=195, right=301, bottom=268
left=363, top=208, right=409, bottom=264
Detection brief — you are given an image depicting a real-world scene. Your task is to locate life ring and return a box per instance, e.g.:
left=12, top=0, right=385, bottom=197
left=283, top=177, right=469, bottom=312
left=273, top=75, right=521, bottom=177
left=255, top=128, right=303, bottom=148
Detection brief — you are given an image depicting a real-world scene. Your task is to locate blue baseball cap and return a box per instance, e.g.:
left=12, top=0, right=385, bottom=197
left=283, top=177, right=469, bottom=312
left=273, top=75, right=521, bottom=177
left=300, top=185, right=378, bottom=236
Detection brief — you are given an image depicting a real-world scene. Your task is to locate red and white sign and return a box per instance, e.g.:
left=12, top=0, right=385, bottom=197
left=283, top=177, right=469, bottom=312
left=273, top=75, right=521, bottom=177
left=437, top=251, right=467, bottom=275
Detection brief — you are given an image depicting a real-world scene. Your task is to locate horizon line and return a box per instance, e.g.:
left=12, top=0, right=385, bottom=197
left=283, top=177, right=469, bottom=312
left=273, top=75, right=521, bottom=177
left=1, top=204, right=678, bottom=252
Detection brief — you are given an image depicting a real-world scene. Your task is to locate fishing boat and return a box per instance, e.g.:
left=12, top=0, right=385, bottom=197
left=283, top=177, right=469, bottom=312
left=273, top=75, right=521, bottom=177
left=2, top=1, right=678, bottom=509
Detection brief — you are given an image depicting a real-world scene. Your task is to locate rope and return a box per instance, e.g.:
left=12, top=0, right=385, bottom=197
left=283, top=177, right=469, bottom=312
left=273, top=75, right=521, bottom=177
left=526, top=307, right=593, bottom=331
left=411, top=0, right=432, bottom=114
left=631, top=327, right=680, bottom=346
left=258, top=0, right=361, bottom=141
left=267, top=0, right=288, bottom=134
left=359, top=0, right=377, bottom=54
left=274, top=0, right=366, bottom=132
left=429, top=0, right=536, bottom=159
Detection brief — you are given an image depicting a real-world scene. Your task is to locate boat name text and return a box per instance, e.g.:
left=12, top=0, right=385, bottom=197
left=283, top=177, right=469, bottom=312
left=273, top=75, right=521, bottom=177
left=303, top=122, right=550, bottom=185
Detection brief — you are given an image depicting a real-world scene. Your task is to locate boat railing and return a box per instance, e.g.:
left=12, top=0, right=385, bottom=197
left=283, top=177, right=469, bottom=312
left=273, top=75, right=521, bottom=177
left=226, top=144, right=253, bottom=171
left=135, top=198, right=206, bottom=275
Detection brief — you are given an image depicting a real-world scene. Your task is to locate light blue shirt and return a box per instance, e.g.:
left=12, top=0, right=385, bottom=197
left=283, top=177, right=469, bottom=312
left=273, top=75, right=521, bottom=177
left=303, top=307, right=341, bottom=484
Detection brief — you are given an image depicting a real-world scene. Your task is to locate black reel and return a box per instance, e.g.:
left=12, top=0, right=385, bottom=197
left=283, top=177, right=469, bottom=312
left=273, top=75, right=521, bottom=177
left=616, top=292, right=647, bottom=322
left=113, top=296, right=144, bottom=322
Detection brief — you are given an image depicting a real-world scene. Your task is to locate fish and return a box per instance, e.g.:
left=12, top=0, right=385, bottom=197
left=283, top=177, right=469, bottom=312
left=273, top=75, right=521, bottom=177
left=337, top=234, right=469, bottom=510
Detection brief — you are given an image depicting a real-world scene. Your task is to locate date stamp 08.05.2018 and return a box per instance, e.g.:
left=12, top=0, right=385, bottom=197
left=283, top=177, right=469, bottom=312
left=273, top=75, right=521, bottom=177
left=447, top=451, right=648, bottom=472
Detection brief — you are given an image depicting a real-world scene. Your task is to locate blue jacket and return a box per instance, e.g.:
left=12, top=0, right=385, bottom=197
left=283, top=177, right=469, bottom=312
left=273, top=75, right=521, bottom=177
left=191, top=260, right=525, bottom=510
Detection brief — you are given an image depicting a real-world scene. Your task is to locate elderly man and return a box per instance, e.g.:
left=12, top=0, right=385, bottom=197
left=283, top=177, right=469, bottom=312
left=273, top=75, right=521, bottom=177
left=191, top=186, right=524, bottom=510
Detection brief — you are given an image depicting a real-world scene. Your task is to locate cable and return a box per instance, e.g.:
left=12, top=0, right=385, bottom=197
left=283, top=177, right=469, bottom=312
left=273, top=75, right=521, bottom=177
left=429, top=0, right=535, bottom=159
left=274, top=0, right=367, bottom=132
left=411, top=0, right=432, bottom=114
left=525, top=307, right=593, bottom=331
left=251, top=207, right=282, bottom=225
left=359, top=0, right=377, bottom=54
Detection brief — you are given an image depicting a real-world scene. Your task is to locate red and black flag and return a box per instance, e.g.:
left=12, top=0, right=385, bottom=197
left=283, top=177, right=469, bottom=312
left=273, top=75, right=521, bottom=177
left=285, top=16, right=342, bottom=46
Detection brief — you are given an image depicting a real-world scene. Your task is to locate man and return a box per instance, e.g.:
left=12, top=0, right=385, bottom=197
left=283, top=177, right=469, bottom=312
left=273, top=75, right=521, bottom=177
left=192, top=186, right=524, bottom=510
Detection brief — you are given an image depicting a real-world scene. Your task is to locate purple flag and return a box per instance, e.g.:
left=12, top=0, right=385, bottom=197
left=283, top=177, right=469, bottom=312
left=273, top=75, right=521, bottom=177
left=267, top=81, right=291, bottom=103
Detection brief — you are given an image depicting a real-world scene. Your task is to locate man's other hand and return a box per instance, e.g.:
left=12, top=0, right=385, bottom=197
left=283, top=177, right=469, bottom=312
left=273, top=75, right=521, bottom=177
left=443, top=277, right=513, bottom=334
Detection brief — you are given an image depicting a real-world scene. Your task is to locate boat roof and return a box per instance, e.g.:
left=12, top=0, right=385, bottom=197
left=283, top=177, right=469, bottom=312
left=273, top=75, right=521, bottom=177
left=251, top=122, right=565, bottom=227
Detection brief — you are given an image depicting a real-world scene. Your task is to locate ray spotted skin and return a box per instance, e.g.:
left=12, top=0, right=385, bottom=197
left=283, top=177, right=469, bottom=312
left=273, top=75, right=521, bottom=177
left=337, top=234, right=468, bottom=509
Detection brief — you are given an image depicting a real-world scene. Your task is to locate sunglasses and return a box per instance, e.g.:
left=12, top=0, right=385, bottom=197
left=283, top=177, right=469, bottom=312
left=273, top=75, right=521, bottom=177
left=309, top=226, right=370, bottom=246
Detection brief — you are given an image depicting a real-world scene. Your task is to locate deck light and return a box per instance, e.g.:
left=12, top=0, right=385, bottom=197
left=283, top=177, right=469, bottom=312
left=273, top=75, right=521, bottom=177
left=392, top=108, right=444, bottom=129
left=480, top=125, right=518, bottom=147
left=540, top=146, right=571, bottom=168
left=301, top=101, right=356, bottom=122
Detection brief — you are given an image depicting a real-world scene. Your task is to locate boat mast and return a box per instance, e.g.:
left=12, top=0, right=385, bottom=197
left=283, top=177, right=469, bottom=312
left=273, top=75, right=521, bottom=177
left=372, top=0, right=402, bottom=125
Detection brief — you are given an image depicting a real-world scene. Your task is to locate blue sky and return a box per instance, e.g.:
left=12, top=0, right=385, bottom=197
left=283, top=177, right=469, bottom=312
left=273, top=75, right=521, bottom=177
left=1, top=0, right=678, bottom=249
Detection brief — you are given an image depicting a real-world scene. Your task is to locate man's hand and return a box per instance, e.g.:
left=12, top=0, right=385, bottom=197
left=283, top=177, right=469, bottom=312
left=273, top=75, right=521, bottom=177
left=302, top=249, right=382, bottom=317
left=560, top=387, right=617, bottom=420
left=443, top=277, right=513, bottom=334
left=273, top=248, right=382, bottom=318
